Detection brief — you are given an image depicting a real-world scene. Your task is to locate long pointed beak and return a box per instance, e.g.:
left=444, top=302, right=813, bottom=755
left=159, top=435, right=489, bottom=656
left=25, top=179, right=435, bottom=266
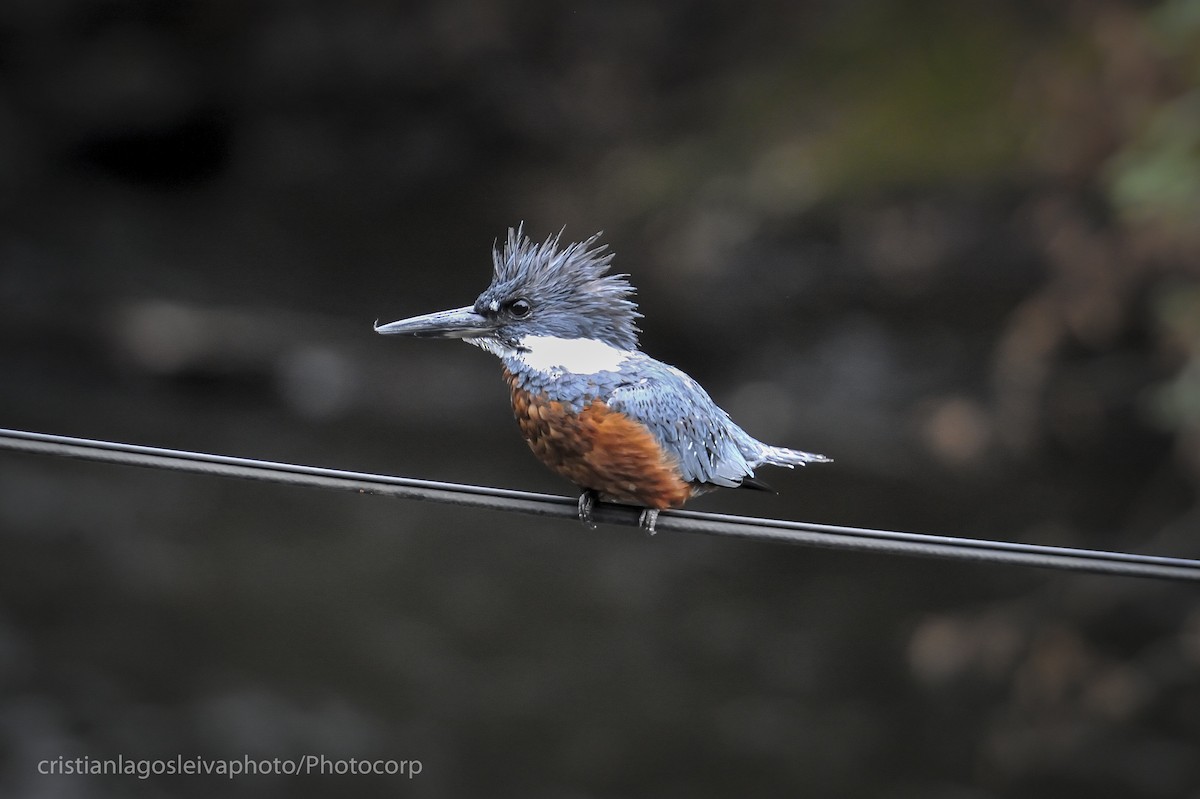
left=373, top=305, right=496, bottom=339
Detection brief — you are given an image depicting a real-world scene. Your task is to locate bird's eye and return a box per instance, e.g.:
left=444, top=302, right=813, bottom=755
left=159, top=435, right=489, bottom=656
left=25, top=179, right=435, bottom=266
left=507, top=298, right=532, bottom=318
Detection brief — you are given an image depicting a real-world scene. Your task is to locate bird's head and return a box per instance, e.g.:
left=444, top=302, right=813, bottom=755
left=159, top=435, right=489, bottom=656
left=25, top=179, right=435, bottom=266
left=375, top=226, right=641, bottom=355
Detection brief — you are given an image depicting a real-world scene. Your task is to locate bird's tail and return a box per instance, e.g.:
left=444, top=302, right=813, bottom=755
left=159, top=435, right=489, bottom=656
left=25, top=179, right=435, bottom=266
left=756, top=445, right=832, bottom=469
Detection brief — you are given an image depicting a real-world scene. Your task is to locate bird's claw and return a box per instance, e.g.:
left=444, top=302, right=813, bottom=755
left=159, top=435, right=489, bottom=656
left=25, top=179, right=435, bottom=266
left=579, top=491, right=658, bottom=535
left=639, top=509, right=659, bottom=535
left=577, top=490, right=599, bottom=530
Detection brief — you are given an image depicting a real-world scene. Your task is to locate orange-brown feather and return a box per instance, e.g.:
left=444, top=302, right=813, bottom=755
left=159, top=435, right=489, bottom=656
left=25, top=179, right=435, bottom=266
left=505, top=371, right=692, bottom=509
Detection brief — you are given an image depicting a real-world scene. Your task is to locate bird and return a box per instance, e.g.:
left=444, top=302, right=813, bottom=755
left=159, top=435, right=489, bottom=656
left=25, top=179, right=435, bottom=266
left=375, top=226, right=830, bottom=533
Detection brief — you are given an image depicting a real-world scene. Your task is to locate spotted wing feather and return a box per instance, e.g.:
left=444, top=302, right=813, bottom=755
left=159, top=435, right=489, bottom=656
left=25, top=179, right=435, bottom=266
left=606, top=356, right=760, bottom=489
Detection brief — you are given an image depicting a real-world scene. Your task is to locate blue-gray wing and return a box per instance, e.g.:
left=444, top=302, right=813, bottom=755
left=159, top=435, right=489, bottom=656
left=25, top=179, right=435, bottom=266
left=606, top=357, right=761, bottom=487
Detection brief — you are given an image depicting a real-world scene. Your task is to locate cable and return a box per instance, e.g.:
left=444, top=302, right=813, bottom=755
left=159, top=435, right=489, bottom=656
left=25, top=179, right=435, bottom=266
left=2, top=427, right=1198, bottom=582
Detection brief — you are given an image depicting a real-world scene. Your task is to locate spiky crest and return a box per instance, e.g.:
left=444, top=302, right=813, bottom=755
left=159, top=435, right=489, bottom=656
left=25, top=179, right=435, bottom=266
left=476, top=225, right=641, bottom=350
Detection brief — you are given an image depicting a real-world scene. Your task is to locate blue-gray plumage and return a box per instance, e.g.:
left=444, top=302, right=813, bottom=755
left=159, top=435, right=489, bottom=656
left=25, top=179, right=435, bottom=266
left=376, top=225, right=830, bottom=532
left=477, top=228, right=640, bottom=351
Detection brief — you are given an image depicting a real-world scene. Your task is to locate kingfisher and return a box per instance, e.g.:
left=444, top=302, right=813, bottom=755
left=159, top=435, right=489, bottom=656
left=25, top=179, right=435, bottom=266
left=375, top=226, right=830, bottom=533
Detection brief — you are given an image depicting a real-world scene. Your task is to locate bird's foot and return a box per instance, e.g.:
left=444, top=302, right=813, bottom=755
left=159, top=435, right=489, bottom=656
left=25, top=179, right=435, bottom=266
left=638, top=509, right=659, bottom=535
left=577, top=490, right=599, bottom=530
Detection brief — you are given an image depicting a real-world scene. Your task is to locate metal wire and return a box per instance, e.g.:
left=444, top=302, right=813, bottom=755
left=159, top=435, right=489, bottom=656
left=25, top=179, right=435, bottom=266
left=2, top=427, right=1198, bottom=582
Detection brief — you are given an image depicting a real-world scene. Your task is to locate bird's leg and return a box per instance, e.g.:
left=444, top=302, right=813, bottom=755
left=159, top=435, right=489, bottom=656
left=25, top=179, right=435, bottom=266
left=577, top=489, right=599, bottom=530
left=638, top=508, right=659, bottom=535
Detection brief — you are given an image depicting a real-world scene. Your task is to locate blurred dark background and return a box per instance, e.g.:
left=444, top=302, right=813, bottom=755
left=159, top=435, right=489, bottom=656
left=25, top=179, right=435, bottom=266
left=1, top=1, right=1199, bottom=796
